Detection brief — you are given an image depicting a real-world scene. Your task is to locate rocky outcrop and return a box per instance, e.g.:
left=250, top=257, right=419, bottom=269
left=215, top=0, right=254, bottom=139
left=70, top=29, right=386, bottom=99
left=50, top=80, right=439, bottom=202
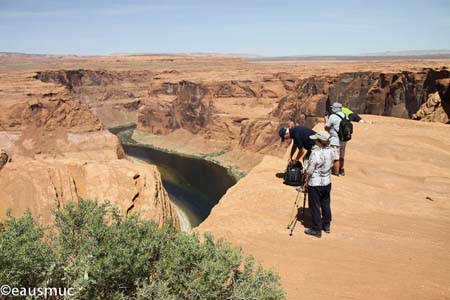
left=412, top=78, right=450, bottom=123
left=34, top=66, right=450, bottom=165
left=272, top=76, right=329, bottom=127
left=412, top=92, right=449, bottom=123
left=238, top=119, right=285, bottom=154
left=0, top=129, right=179, bottom=227
left=34, top=70, right=155, bottom=127
left=0, top=150, right=8, bottom=171
left=273, top=69, right=450, bottom=127
left=274, top=72, right=298, bottom=91
left=0, top=155, right=178, bottom=226
left=436, top=78, right=450, bottom=121
left=35, top=69, right=154, bottom=90
left=0, top=72, right=179, bottom=228
left=0, top=74, right=103, bottom=133
left=21, top=97, right=103, bottom=132
left=152, top=79, right=287, bottom=100
left=212, top=81, right=260, bottom=98
left=138, top=81, right=215, bottom=134
left=135, top=68, right=449, bottom=160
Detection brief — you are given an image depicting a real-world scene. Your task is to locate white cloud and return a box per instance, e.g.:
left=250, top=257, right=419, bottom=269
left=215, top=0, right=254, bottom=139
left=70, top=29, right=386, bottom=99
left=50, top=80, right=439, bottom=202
left=94, top=3, right=188, bottom=16
left=0, top=10, right=69, bottom=17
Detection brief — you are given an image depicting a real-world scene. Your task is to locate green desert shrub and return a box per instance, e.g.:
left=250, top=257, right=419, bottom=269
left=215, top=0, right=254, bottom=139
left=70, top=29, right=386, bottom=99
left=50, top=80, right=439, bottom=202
left=0, top=209, right=54, bottom=289
left=0, top=199, right=285, bottom=300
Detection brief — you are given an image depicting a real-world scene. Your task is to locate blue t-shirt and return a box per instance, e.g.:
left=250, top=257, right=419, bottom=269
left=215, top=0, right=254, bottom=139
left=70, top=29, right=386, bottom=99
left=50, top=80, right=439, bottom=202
left=290, top=126, right=316, bottom=151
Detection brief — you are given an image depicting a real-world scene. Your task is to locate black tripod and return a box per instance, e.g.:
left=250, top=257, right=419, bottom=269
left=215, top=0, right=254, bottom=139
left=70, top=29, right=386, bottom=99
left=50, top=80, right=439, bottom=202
left=287, top=186, right=307, bottom=236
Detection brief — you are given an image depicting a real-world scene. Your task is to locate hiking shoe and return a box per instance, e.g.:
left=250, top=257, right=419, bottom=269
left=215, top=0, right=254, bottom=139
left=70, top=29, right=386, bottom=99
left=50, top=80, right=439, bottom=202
left=322, top=224, right=331, bottom=233
left=304, top=228, right=322, bottom=238
left=339, top=168, right=345, bottom=176
left=332, top=170, right=340, bottom=177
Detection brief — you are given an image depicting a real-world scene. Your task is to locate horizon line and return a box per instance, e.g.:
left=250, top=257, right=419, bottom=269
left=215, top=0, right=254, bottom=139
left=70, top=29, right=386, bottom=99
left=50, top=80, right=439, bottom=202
left=2, top=49, right=450, bottom=59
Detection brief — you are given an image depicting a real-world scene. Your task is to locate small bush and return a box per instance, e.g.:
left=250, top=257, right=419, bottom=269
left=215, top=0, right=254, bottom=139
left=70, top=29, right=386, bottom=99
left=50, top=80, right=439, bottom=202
left=0, top=209, right=54, bottom=289
left=0, top=200, right=285, bottom=300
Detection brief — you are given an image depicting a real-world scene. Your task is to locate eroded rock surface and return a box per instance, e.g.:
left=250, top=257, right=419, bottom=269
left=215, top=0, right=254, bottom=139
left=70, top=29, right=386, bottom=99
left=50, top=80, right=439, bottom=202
left=0, top=155, right=176, bottom=226
left=0, top=149, right=8, bottom=171
left=138, top=81, right=215, bottom=134
left=0, top=71, right=179, bottom=227
left=32, top=63, right=450, bottom=165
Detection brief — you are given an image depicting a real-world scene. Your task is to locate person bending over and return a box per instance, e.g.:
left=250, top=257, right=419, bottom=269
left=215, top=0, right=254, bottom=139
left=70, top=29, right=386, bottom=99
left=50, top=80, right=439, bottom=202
left=279, top=125, right=316, bottom=163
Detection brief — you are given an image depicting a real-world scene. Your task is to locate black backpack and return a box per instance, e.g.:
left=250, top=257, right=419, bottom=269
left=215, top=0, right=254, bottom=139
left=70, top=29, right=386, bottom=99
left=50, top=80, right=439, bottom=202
left=334, top=113, right=353, bottom=142
left=284, top=162, right=304, bottom=186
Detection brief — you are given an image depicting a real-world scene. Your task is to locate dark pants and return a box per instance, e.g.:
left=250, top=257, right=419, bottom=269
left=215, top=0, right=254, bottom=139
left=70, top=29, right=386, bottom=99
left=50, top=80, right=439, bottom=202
left=308, top=184, right=332, bottom=230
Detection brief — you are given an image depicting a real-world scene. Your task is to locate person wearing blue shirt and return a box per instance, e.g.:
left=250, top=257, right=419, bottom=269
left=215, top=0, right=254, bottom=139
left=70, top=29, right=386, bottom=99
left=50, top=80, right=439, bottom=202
left=279, top=125, right=316, bottom=163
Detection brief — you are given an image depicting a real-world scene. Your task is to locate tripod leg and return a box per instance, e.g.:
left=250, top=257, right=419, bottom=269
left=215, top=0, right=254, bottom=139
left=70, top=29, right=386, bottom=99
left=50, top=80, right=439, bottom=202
left=289, top=216, right=298, bottom=236
left=299, top=191, right=307, bottom=223
left=287, top=191, right=301, bottom=229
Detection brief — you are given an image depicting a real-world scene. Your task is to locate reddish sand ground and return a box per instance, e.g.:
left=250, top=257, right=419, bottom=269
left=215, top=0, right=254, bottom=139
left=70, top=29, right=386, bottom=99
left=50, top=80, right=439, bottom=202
left=198, top=115, right=450, bottom=300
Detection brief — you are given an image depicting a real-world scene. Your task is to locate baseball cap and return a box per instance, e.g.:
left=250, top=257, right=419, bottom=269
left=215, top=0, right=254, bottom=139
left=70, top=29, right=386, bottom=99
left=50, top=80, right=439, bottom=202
left=279, top=127, right=288, bottom=142
left=331, top=102, right=342, bottom=112
left=309, top=130, right=330, bottom=142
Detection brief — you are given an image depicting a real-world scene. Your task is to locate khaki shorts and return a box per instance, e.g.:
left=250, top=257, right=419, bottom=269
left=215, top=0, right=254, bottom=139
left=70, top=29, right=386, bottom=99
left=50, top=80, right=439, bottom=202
left=330, top=145, right=340, bottom=161
left=340, top=141, right=347, bottom=159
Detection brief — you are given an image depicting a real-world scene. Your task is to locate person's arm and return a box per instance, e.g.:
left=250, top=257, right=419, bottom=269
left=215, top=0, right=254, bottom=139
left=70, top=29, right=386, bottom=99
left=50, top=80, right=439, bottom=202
left=289, top=143, right=298, bottom=162
left=303, top=151, right=317, bottom=192
left=325, top=115, right=334, bottom=132
left=295, top=147, right=304, bottom=161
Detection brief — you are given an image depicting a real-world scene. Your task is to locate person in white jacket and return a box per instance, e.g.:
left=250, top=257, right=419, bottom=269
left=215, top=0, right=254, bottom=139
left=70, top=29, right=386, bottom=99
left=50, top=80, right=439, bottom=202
left=303, top=130, right=334, bottom=238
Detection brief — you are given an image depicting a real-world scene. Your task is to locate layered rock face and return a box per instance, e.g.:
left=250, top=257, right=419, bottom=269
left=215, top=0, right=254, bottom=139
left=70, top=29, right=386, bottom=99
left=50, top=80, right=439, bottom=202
left=0, top=149, right=176, bottom=225
left=135, top=68, right=450, bottom=157
left=34, top=69, right=153, bottom=127
left=274, top=68, right=450, bottom=126
left=0, top=71, right=179, bottom=227
left=32, top=63, right=449, bottom=170
left=413, top=78, right=450, bottom=123
left=35, top=67, right=449, bottom=163
left=138, top=81, right=215, bottom=134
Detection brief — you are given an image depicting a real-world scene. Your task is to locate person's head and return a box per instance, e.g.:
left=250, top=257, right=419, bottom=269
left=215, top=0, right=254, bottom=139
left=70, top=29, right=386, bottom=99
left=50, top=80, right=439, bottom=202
left=309, top=130, right=330, bottom=147
left=330, top=102, right=342, bottom=113
left=279, top=127, right=290, bottom=142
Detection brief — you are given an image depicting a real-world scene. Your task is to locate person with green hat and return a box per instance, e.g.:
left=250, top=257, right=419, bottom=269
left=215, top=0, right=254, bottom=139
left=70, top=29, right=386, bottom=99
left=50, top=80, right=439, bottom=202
left=325, top=102, right=346, bottom=176
left=341, top=106, right=373, bottom=124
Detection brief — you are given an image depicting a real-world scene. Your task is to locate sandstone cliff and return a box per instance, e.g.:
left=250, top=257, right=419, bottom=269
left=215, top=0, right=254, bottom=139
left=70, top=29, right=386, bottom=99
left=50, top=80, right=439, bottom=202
left=0, top=152, right=176, bottom=226
left=273, top=68, right=450, bottom=125
left=0, top=71, right=179, bottom=227
left=30, top=62, right=449, bottom=179
left=138, top=81, right=215, bottom=135
left=133, top=68, right=450, bottom=160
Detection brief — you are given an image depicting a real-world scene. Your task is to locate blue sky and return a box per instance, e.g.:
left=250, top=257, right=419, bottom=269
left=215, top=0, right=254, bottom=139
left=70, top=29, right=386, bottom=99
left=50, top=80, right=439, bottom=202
left=1, top=0, right=449, bottom=56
